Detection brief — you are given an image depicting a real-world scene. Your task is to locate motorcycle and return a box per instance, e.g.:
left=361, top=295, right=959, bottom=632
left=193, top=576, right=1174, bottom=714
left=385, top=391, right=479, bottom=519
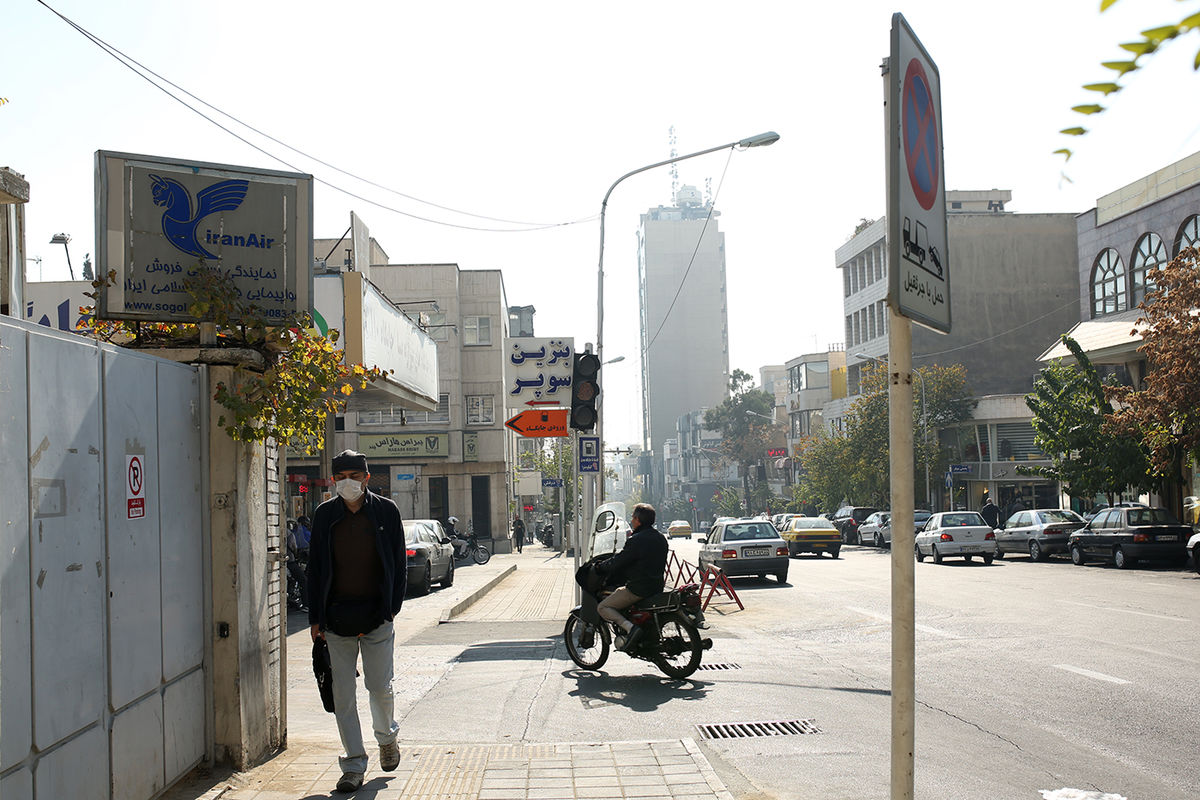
left=455, top=533, right=491, bottom=565
left=563, top=560, right=710, bottom=679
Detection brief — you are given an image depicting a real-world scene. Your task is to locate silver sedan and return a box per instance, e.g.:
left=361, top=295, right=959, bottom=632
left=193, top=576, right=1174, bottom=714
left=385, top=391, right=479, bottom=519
left=915, top=511, right=997, bottom=565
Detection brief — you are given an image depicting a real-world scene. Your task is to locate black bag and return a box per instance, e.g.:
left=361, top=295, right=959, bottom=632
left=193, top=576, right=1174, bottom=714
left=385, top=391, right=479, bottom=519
left=312, top=638, right=335, bottom=713
left=575, top=556, right=613, bottom=597
left=326, top=596, right=382, bottom=637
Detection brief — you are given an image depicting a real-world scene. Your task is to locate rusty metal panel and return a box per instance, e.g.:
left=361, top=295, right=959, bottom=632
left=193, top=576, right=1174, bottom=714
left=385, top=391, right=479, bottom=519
left=104, top=350, right=163, bottom=709
left=0, top=323, right=31, bottom=771
left=158, top=363, right=203, bottom=681
left=28, top=330, right=105, bottom=749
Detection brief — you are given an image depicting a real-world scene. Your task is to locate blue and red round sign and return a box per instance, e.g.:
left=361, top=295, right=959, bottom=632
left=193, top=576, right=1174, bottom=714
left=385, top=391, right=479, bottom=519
left=902, top=58, right=939, bottom=211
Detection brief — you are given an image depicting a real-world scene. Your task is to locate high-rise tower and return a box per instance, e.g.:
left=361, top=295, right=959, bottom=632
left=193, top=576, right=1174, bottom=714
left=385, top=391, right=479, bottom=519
left=638, top=184, right=730, bottom=495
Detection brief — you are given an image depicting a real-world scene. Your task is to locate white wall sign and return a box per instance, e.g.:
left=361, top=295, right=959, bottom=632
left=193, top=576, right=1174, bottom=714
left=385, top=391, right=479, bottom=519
left=503, top=337, right=574, bottom=409
left=126, top=454, right=145, bottom=519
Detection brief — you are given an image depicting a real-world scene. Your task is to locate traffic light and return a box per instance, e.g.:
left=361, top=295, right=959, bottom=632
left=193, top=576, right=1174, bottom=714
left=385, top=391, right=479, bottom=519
left=569, top=352, right=601, bottom=430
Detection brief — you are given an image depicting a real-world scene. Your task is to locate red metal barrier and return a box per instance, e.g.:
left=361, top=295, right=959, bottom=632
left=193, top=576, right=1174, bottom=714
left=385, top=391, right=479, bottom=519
left=665, top=551, right=742, bottom=612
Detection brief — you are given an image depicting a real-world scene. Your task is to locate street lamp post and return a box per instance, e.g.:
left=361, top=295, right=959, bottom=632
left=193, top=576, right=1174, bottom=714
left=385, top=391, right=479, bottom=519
left=856, top=353, right=930, bottom=510
left=594, top=132, right=780, bottom=503
left=50, top=233, right=75, bottom=280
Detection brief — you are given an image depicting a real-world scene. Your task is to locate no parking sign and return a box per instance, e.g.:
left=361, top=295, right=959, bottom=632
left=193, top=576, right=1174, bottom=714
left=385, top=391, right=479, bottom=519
left=126, top=454, right=146, bottom=519
left=887, top=13, right=950, bottom=334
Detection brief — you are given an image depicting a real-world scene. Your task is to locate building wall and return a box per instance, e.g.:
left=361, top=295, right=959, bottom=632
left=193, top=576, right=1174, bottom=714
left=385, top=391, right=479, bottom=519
left=331, top=263, right=512, bottom=544
left=639, top=200, right=730, bottom=461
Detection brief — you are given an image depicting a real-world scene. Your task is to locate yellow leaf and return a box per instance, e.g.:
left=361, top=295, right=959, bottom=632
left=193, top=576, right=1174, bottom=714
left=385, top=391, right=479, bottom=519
left=1181, top=12, right=1200, bottom=31
left=340, top=384, right=353, bottom=396
left=1082, top=82, right=1121, bottom=95
left=1195, top=46, right=1200, bottom=70
left=1101, top=60, right=1139, bottom=75
left=1139, top=25, right=1179, bottom=42
left=1053, top=149, right=1073, bottom=161
left=1072, top=104, right=1105, bottom=115
left=1100, top=0, right=1120, bottom=11
left=1119, top=40, right=1157, bottom=56
left=1060, top=127, right=1088, bottom=136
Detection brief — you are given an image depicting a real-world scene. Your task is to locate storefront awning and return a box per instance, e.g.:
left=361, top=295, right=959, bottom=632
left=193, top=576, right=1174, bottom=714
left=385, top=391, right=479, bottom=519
left=1037, top=308, right=1146, bottom=365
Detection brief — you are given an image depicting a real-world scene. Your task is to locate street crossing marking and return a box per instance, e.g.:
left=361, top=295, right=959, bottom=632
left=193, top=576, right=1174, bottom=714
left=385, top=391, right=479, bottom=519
left=1053, top=664, right=1130, bottom=685
left=846, top=606, right=958, bottom=639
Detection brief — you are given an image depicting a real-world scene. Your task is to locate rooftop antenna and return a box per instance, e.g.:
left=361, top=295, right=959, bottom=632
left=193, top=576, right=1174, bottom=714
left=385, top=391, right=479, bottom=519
left=704, top=177, right=713, bottom=207
left=669, top=126, right=679, bottom=202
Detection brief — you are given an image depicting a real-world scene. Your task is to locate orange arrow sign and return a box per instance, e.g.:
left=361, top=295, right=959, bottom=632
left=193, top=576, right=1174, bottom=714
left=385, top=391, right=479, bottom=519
left=505, top=408, right=569, bottom=437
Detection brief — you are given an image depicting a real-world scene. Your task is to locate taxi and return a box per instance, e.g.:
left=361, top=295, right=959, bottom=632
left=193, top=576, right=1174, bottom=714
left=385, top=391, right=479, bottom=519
left=667, top=519, right=693, bottom=538
left=781, top=516, right=842, bottom=558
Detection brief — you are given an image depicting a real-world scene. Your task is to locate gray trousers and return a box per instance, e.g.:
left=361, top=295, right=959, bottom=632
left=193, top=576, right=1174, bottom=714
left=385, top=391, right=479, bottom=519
left=325, top=620, right=400, bottom=773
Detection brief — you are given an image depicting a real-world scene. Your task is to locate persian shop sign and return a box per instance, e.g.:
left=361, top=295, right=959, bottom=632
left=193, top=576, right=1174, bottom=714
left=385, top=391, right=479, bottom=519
left=360, top=433, right=449, bottom=458
left=95, top=150, right=313, bottom=324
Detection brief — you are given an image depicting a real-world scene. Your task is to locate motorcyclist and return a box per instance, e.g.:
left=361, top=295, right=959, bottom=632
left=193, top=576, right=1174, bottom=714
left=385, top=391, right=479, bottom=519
left=596, top=502, right=668, bottom=652
left=446, top=516, right=470, bottom=559
left=285, top=520, right=308, bottom=611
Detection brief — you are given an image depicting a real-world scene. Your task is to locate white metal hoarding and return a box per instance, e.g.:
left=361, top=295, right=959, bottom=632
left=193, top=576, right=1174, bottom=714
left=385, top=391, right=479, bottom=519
left=95, top=150, right=313, bottom=323
left=503, top=337, right=574, bottom=409
left=887, top=14, right=950, bottom=333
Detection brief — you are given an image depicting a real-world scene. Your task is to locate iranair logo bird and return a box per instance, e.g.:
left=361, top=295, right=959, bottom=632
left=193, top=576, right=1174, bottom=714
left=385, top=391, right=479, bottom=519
left=149, top=175, right=249, bottom=259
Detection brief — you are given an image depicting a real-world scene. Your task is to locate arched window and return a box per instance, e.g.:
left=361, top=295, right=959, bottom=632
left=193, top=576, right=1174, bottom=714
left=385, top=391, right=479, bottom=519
left=1090, top=248, right=1126, bottom=318
left=1175, top=215, right=1200, bottom=256
left=1130, top=232, right=1167, bottom=306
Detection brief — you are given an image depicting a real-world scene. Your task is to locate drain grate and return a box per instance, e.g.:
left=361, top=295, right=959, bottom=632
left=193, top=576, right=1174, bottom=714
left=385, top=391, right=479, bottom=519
left=696, top=663, right=741, bottom=671
left=697, top=719, right=821, bottom=740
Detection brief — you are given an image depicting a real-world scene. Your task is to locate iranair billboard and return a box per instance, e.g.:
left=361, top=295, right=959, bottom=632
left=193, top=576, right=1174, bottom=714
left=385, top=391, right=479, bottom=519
left=95, top=150, right=313, bottom=323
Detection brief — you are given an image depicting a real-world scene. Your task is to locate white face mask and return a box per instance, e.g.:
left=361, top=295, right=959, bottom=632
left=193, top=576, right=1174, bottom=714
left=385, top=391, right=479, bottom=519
left=335, top=478, right=364, bottom=503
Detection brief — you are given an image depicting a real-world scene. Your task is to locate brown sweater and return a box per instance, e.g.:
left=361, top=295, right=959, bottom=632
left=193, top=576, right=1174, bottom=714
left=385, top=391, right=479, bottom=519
left=330, top=508, right=383, bottom=599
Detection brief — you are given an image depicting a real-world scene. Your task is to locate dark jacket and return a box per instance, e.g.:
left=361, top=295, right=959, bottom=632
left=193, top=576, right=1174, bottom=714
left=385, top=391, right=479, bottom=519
left=980, top=501, right=1000, bottom=529
left=306, top=488, right=406, bottom=631
left=602, top=525, right=668, bottom=598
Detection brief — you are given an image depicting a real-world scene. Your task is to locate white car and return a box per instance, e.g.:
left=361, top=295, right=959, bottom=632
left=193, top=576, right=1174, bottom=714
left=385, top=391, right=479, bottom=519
left=915, top=511, right=997, bottom=565
left=1188, top=530, right=1200, bottom=576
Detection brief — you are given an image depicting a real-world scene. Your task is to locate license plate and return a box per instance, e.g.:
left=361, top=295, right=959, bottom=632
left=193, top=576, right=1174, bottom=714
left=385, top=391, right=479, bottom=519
left=744, top=547, right=770, bottom=557
left=961, top=546, right=981, bottom=553
left=1156, top=534, right=1177, bottom=542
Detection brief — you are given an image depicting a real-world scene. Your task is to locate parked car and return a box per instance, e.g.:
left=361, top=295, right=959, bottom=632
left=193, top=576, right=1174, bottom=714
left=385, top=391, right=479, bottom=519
left=1184, top=496, right=1200, bottom=527
left=772, top=513, right=799, bottom=531
left=699, top=519, right=789, bottom=582
left=831, top=505, right=879, bottom=545
left=915, top=511, right=996, bottom=565
left=857, top=511, right=891, bottom=547
left=781, top=516, right=841, bottom=558
left=1069, top=506, right=1191, bottom=569
left=877, top=510, right=932, bottom=547
left=994, top=508, right=1086, bottom=561
left=402, top=519, right=455, bottom=595
left=667, top=520, right=693, bottom=538
left=1188, top=530, right=1200, bottom=575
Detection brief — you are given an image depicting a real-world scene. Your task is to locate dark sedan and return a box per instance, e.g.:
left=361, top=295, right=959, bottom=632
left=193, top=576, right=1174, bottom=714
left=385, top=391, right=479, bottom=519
left=995, top=508, right=1085, bottom=561
left=403, top=519, right=455, bottom=595
left=1069, top=507, right=1190, bottom=569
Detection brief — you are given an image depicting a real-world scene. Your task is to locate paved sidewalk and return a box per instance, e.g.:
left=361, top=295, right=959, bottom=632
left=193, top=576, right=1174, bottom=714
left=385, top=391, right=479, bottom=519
left=162, top=543, right=736, bottom=799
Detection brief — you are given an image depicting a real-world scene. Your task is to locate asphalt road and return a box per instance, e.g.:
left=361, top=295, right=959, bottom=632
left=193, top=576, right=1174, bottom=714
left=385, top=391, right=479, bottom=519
left=388, top=537, right=1200, bottom=799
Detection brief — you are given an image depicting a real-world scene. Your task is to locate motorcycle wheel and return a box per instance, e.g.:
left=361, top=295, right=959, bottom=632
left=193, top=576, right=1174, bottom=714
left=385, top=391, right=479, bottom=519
left=563, top=613, right=610, bottom=670
left=473, top=545, right=491, bottom=565
left=653, top=611, right=703, bottom=679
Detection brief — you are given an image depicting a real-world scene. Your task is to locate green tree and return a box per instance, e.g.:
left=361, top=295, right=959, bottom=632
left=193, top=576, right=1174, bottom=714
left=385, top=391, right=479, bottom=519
left=1106, top=247, right=1200, bottom=503
left=1058, top=1, right=1200, bottom=160
left=704, top=369, right=777, bottom=515
left=712, top=487, right=745, bottom=517
left=1023, top=335, right=1155, bottom=502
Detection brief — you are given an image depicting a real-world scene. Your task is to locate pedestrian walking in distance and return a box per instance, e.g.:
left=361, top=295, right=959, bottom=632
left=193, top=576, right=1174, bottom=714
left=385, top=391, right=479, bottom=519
left=307, top=450, right=407, bottom=793
left=513, top=515, right=526, bottom=553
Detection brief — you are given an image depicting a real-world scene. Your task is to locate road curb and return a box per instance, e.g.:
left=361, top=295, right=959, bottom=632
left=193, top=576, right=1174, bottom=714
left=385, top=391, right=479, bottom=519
left=439, top=564, right=517, bottom=623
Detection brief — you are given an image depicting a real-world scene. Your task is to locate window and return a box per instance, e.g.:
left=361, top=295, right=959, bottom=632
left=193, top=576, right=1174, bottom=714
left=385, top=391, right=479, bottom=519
left=359, top=393, right=450, bottom=425
left=1176, top=215, right=1200, bottom=256
left=1090, top=248, right=1126, bottom=318
left=425, top=312, right=450, bottom=342
left=1130, top=232, right=1167, bottom=306
left=466, top=395, right=495, bottom=425
left=464, top=316, right=491, bottom=346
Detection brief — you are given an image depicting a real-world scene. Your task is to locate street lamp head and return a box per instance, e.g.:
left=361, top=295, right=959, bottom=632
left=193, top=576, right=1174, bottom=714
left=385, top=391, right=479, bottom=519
left=50, top=233, right=71, bottom=245
left=603, top=356, right=625, bottom=365
left=854, top=352, right=885, bottom=364
left=738, top=131, right=781, bottom=149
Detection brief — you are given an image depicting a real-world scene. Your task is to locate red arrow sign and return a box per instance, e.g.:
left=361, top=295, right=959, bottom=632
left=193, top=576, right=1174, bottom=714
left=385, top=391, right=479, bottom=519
left=525, top=400, right=560, bottom=406
left=505, top=408, right=569, bottom=437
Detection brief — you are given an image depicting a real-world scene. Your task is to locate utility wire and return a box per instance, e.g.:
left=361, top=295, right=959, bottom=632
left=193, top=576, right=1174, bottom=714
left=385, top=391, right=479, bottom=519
left=646, top=148, right=734, bottom=351
left=38, top=0, right=596, bottom=233
left=914, top=296, right=1082, bottom=359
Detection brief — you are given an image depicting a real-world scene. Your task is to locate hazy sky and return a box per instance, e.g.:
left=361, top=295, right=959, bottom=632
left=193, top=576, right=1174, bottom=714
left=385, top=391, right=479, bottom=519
left=6, top=0, right=1200, bottom=446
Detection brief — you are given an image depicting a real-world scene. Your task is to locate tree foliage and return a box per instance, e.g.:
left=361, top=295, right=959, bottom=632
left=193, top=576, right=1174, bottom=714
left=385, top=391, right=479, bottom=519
left=78, top=269, right=385, bottom=452
left=1057, top=1, right=1200, bottom=160
left=703, top=369, right=778, bottom=514
left=1023, top=335, right=1155, bottom=502
left=797, top=362, right=975, bottom=512
left=1106, top=246, right=1200, bottom=476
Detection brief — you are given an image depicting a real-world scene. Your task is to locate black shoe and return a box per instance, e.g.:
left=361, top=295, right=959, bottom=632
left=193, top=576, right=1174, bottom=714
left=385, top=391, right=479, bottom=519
left=621, top=625, right=644, bottom=652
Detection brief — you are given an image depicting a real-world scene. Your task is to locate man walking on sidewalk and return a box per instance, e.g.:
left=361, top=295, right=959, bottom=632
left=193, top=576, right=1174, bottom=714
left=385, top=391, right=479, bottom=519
left=307, top=450, right=407, bottom=793
left=513, top=515, right=526, bottom=553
